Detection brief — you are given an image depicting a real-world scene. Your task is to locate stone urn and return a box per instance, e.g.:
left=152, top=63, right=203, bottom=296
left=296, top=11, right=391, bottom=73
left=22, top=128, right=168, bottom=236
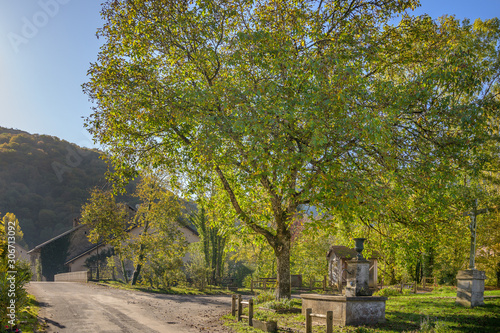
left=346, top=238, right=371, bottom=297
left=354, top=238, right=366, bottom=260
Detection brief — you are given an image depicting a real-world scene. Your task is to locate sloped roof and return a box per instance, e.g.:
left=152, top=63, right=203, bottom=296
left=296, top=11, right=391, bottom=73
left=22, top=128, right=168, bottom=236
left=64, top=242, right=106, bottom=265
left=27, top=224, right=85, bottom=254
left=326, top=245, right=379, bottom=259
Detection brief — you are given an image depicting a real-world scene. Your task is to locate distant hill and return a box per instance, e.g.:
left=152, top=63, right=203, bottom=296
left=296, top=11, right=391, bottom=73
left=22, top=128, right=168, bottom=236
left=0, top=127, right=131, bottom=248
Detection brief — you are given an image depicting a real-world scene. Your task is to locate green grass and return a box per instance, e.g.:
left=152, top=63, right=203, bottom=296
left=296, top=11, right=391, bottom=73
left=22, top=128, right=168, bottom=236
left=223, top=292, right=500, bottom=333
left=93, top=280, right=253, bottom=295
left=14, top=294, right=44, bottom=333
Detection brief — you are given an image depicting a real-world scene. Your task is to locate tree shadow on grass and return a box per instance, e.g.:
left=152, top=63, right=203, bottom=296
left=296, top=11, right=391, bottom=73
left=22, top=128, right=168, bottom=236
left=371, top=299, right=500, bottom=332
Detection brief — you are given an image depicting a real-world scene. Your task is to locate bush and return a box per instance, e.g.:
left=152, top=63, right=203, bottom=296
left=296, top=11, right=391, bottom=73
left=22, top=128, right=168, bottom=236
left=184, top=245, right=211, bottom=290
left=433, top=286, right=456, bottom=294
left=420, top=315, right=452, bottom=333
left=261, top=298, right=301, bottom=311
left=0, top=259, right=32, bottom=327
left=253, top=312, right=276, bottom=322
left=254, top=290, right=275, bottom=304
left=402, top=288, right=412, bottom=296
left=373, top=287, right=401, bottom=297
left=243, top=274, right=253, bottom=288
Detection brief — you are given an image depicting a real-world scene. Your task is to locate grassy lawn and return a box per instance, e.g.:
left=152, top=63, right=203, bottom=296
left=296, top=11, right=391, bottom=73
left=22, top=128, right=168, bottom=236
left=223, top=289, right=500, bottom=333
left=12, top=294, right=45, bottom=333
left=92, top=280, right=254, bottom=295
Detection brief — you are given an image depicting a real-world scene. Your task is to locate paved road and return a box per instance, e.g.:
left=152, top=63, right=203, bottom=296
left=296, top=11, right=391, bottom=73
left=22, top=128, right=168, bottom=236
left=27, top=282, right=233, bottom=333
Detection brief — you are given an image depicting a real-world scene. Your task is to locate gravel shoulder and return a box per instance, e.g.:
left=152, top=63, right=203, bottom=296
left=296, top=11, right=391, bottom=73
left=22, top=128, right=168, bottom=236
left=27, top=282, right=235, bottom=333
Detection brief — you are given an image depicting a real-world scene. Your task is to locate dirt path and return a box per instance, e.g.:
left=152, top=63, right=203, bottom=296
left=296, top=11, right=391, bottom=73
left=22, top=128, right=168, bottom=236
left=27, top=282, right=235, bottom=333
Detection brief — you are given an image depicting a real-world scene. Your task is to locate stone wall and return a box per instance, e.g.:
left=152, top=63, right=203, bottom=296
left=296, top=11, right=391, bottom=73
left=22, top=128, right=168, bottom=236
left=54, top=270, right=90, bottom=282
left=301, top=294, right=387, bottom=326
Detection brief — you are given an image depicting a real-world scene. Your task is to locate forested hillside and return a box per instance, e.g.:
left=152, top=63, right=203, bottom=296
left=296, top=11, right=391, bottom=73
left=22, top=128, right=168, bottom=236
left=0, top=127, right=110, bottom=248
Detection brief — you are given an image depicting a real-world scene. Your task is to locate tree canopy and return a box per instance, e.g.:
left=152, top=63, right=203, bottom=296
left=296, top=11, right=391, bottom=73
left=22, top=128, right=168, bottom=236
left=84, top=0, right=500, bottom=299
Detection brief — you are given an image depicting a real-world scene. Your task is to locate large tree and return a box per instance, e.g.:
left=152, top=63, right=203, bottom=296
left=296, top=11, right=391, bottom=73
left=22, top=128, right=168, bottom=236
left=84, top=0, right=500, bottom=298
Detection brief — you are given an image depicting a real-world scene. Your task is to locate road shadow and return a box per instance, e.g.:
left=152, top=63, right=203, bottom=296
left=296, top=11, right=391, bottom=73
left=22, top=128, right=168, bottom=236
left=37, top=301, right=51, bottom=308
left=42, top=317, right=66, bottom=329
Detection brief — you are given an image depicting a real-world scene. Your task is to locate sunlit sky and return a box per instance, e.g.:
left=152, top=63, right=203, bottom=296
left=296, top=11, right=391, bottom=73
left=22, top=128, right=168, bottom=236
left=0, top=0, right=499, bottom=148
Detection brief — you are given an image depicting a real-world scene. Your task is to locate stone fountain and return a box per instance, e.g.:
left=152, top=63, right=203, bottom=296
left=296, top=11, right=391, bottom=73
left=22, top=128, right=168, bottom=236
left=301, top=238, right=387, bottom=326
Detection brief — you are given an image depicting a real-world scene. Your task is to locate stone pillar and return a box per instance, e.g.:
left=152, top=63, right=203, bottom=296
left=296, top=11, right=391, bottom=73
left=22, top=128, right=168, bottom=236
left=456, top=269, right=486, bottom=307
left=345, top=258, right=372, bottom=297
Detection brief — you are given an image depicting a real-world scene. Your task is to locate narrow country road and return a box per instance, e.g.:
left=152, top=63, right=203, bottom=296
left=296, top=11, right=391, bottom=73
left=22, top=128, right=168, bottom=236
left=27, top=282, right=234, bottom=333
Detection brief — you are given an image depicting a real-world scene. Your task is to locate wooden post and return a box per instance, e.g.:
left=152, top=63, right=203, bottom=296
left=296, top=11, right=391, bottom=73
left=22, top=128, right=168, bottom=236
left=309, top=278, right=313, bottom=291
left=250, top=280, right=253, bottom=293
left=305, top=308, right=312, bottom=333
left=323, top=276, right=327, bottom=291
left=231, top=295, right=236, bottom=316
left=248, top=299, right=253, bottom=326
left=423, top=277, right=426, bottom=289
left=237, top=295, right=242, bottom=321
left=326, top=310, right=333, bottom=333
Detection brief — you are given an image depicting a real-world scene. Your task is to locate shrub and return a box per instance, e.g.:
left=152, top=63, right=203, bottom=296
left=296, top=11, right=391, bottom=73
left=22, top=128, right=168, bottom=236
left=243, top=274, right=253, bottom=288
left=433, top=286, right=456, bottom=294
left=402, top=288, right=412, bottom=296
left=254, top=290, right=275, bottom=304
left=261, top=298, right=301, bottom=311
left=420, top=316, right=451, bottom=333
left=373, top=287, right=401, bottom=297
left=0, top=259, right=32, bottom=327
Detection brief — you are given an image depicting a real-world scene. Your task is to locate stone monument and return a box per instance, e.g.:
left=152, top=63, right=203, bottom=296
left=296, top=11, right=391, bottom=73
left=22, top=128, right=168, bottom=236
left=301, top=238, right=387, bottom=326
left=456, top=269, right=486, bottom=307
left=345, top=238, right=372, bottom=297
left=456, top=200, right=488, bottom=307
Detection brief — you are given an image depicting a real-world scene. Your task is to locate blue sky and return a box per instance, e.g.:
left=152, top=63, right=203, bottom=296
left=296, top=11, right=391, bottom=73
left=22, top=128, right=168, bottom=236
left=0, top=0, right=499, bottom=148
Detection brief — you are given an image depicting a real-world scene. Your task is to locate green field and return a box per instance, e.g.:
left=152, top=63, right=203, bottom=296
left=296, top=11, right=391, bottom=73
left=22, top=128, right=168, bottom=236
left=224, top=290, right=500, bottom=333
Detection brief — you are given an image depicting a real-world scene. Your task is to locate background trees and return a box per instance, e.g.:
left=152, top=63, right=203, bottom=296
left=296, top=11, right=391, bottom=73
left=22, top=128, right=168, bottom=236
left=0, top=127, right=113, bottom=248
left=189, top=207, right=228, bottom=285
left=84, top=0, right=500, bottom=298
left=80, top=175, right=187, bottom=286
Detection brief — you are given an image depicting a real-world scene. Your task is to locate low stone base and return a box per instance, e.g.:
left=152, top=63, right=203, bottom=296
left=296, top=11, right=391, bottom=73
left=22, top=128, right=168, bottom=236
left=301, top=294, right=387, bottom=326
left=456, top=269, right=486, bottom=307
left=252, top=319, right=277, bottom=332
left=54, top=271, right=90, bottom=282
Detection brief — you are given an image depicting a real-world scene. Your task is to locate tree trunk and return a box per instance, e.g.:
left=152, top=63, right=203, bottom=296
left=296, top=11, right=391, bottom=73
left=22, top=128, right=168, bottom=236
left=415, top=258, right=421, bottom=284
left=120, top=254, right=128, bottom=284
left=131, top=249, right=144, bottom=286
left=131, top=220, right=149, bottom=286
left=216, top=235, right=225, bottom=284
left=273, top=238, right=291, bottom=300
left=210, top=228, right=217, bottom=285
left=496, top=261, right=500, bottom=288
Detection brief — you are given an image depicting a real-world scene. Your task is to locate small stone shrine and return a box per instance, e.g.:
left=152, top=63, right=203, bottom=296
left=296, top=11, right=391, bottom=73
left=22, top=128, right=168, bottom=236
left=301, top=238, right=387, bottom=326
left=327, top=245, right=378, bottom=293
